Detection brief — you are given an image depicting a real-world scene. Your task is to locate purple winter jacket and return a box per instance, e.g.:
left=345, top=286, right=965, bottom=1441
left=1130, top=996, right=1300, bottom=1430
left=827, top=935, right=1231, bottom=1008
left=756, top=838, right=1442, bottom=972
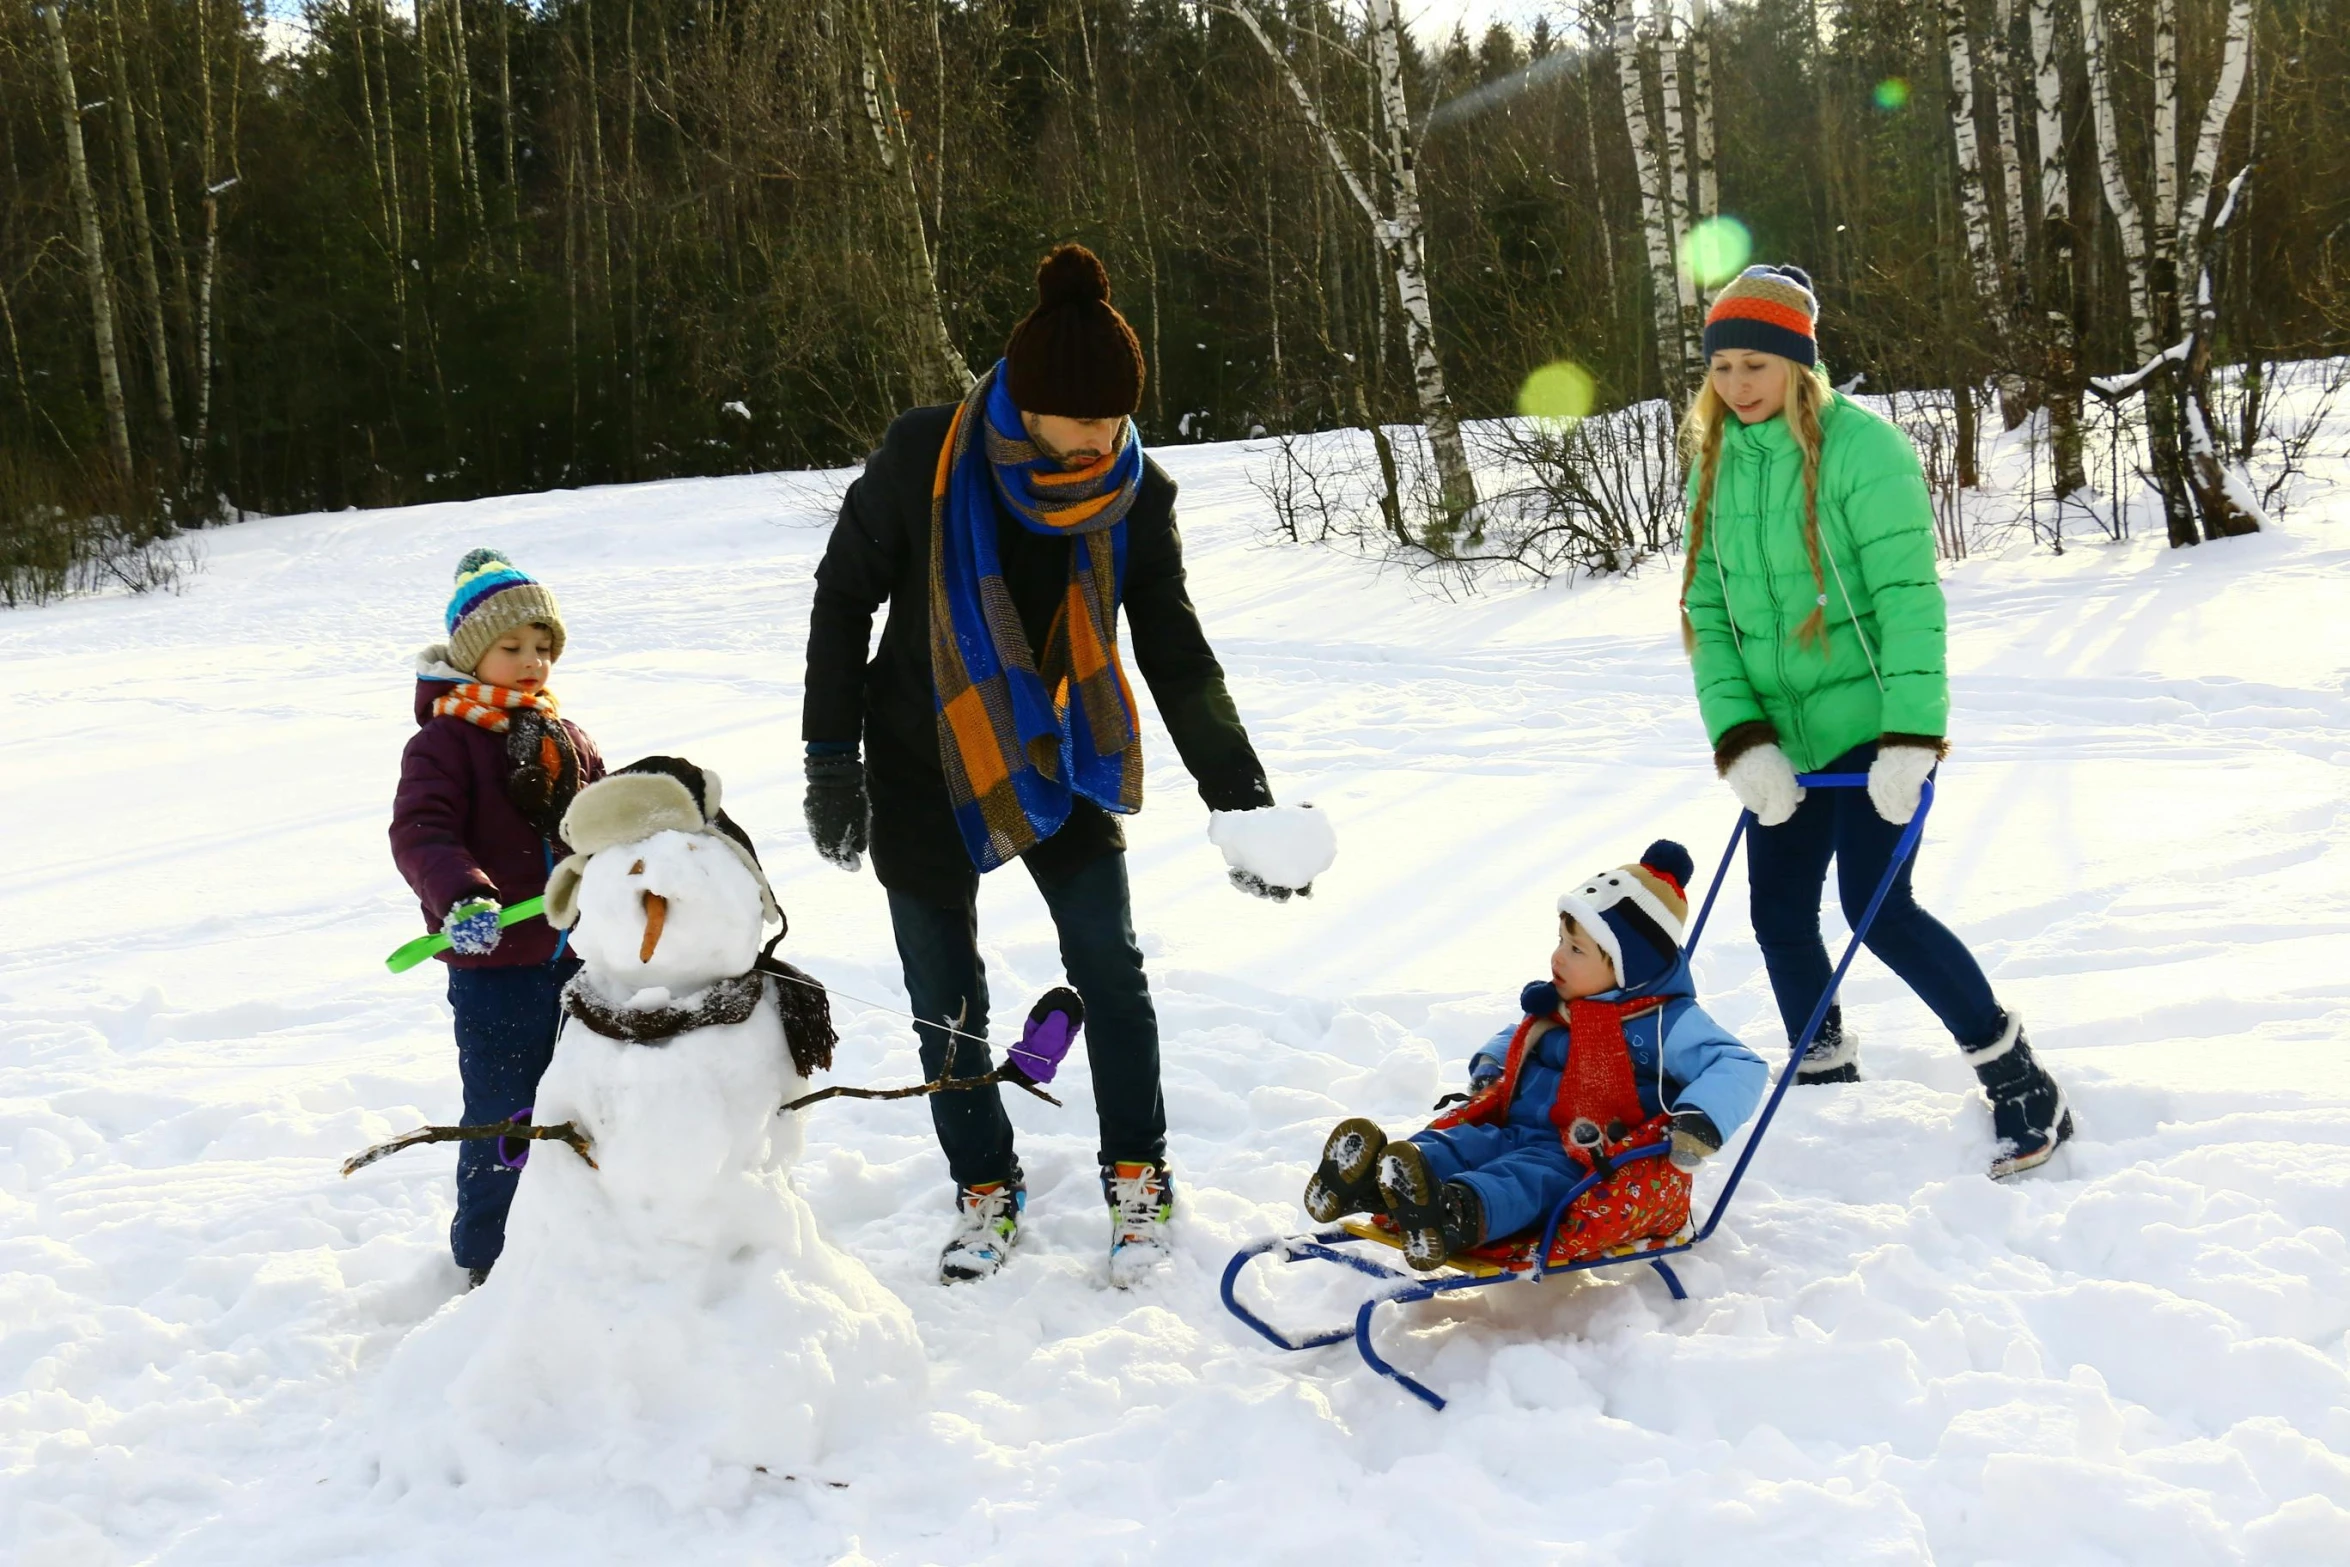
left=389, top=680, right=606, bottom=968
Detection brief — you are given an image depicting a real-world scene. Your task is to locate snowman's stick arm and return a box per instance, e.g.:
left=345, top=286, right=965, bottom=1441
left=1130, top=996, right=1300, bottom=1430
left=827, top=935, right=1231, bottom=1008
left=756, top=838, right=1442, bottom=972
left=341, top=1117, right=598, bottom=1177
left=778, top=1066, right=1061, bottom=1115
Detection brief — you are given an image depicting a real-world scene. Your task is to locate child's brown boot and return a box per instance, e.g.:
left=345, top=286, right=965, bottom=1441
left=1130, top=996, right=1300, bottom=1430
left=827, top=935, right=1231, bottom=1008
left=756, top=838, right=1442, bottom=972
left=1303, top=1118, right=1387, bottom=1223
left=1377, top=1142, right=1454, bottom=1270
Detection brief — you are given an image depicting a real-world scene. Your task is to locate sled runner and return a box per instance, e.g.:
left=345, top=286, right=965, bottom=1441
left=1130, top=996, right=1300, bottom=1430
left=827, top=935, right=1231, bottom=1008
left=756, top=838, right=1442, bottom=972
left=1220, top=771, right=1934, bottom=1410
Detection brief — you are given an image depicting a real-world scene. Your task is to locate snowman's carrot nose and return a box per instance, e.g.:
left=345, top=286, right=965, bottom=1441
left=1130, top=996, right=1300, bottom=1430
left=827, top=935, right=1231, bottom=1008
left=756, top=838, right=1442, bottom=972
left=640, top=891, right=668, bottom=962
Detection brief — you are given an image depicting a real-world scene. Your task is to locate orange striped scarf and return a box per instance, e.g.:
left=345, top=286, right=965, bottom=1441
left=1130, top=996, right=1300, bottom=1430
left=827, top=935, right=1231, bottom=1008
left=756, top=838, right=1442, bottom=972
left=432, top=682, right=559, bottom=733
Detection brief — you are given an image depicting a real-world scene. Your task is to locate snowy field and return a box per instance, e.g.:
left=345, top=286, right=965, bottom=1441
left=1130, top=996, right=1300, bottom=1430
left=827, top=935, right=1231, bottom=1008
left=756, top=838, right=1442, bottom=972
left=5, top=402, right=2349, bottom=1565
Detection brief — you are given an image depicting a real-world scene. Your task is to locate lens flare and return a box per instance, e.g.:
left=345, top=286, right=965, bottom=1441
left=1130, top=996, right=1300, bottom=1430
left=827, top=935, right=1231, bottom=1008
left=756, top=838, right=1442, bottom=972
left=1518, top=361, right=1597, bottom=423
left=1874, top=77, right=1912, bottom=111
left=1680, top=216, right=1754, bottom=288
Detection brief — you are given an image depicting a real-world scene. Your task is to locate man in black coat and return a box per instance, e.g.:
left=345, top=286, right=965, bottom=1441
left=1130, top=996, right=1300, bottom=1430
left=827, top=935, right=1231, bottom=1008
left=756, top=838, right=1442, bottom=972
left=802, top=245, right=1310, bottom=1286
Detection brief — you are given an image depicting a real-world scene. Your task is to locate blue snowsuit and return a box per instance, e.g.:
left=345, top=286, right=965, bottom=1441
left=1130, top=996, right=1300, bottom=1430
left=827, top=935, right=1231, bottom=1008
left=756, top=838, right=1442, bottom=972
left=1407, top=955, right=1766, bottom=1243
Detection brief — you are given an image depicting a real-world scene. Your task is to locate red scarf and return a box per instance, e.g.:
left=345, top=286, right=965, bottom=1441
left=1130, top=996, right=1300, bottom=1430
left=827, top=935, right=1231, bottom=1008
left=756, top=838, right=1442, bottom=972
left=432, top=681, right=558, bottom=734
left=1428, top=994, right=1667, bottom=1168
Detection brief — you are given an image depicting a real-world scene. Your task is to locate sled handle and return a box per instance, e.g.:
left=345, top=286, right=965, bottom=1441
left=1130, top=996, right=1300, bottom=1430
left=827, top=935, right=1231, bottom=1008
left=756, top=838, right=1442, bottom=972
left=1684, top=772, right=1876, bottom=960
left=1691, top=774, right=1937, bottom=1243
left=385, top=895, right=548, bottom=973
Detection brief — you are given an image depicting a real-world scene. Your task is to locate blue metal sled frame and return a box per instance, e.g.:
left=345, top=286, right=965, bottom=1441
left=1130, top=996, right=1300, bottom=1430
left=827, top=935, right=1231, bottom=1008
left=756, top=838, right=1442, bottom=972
left=1220, top=771, right=1935, bottom=1409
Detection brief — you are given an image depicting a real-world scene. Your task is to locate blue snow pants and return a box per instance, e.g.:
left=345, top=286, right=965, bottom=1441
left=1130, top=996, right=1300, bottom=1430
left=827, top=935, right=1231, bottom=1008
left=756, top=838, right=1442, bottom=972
left=1408, top=1122, right=1584, bottom=1244
left=1747, top=742, right=2004, bottom=1051
left=446, top=953, right=580, bottom=1270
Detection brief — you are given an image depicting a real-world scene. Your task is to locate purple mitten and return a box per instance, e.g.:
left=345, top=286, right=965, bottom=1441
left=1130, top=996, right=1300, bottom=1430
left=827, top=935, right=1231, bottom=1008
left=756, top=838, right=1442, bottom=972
left=1007, top=987, right=1086, bottom=1086
left=496, top=1107, right=535, bottom=1170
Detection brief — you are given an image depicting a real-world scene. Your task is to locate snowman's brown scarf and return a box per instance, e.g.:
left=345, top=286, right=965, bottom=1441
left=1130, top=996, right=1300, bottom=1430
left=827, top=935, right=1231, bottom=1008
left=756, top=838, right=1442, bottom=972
left=561, top=935, right=837, bottom=1078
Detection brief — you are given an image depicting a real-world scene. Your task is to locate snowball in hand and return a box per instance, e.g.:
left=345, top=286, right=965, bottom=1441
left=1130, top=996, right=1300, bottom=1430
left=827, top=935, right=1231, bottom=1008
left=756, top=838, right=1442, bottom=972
left=1007, top=986, right=1085, bottom=1085
left=1207, top=803, right=1338, bottom=897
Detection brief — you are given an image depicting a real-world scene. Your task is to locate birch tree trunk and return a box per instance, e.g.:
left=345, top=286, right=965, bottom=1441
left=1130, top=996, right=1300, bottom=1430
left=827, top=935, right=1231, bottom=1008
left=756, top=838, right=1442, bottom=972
left=2177, top=0, right=2254, bottom=292
left=1230, top=0, right=1477, bottom=533
left=1652, top=0, right=1701, bottom=353
left=44, top=1, right=136, bottom=482
left=1940, top=0, right=2006, bottom=339
left=2172, top=0, right=2257, bottom=538
left=850, top=0, right=972, bottom=404
left=2149, top=0, right=2178, bottom=340
left=2028, top=0, right=2085, bottom=495
left=104, top=0, right=177, bottom=453
left=2078, top=0, right=2156, bottom=363
left=2178, top=167, right=2258, bottom=537
left=1987, top=0, right=2032, bottom=426
left=1612, top=0, right=1690, bottom=411
left=1689, top=0, right=1719, bottom=225
left=1366, top=0, right=1476, bottom=530
left=1989, top=0, right=2028, bottom=276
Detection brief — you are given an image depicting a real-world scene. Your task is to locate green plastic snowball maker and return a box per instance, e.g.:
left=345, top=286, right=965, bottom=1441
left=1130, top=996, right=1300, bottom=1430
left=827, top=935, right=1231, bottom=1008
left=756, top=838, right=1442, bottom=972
left=384, top=897, right=548, bottom=973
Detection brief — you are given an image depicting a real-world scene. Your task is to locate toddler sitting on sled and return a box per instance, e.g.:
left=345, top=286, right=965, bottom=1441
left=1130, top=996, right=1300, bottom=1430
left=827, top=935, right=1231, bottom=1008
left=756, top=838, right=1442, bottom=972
left=1305, top=840, right=1767, bottom=1271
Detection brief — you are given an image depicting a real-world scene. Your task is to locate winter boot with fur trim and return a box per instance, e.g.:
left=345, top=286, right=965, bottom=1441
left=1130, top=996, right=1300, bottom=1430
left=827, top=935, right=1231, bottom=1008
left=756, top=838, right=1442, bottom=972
left=1795, top=1006, right=1861, bottom=1085
left=1303, top=1118, right=1388, bottom=1223
left=1966, top=1012, right=2073, bottom=1178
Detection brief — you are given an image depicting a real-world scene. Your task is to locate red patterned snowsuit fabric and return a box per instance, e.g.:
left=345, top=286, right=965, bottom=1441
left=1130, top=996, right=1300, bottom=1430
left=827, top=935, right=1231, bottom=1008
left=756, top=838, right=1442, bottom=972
left=1426, top=996, right=1692, bottom=1260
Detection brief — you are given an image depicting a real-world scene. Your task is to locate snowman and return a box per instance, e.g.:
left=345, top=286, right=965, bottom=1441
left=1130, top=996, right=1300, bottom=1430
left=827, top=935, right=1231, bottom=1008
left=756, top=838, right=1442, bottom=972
left=369, top=757, right=925, bottom=1505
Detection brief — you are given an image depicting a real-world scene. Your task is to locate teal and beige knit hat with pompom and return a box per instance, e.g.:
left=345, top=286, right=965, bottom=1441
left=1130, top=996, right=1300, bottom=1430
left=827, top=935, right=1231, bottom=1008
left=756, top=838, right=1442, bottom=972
left=445, top=548, right=566, bottom=673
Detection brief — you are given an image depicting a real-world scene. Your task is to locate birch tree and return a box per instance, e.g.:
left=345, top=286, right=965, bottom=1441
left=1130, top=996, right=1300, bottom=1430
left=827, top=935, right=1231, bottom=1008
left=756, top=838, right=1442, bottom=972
left=849, top=0, right=972, bottom=405
left=2078, top=0, right=2156, bottom=361
left=2027, top=0, right=2085, bottom=495
left=1940, top=0, right=2013, bottom=414
left=2080, top=0, right=2258, bottom=544
left=1612, top=0, right=1692, bottom=409
left=1986, top=0, right=2032, bottom=426
left=1228, top=0, right=1478, bottom=531
left=1653, top=0, right=1700, bottom=350
left=1688, top=0, right=1719, bottom=228
left=43, top=1, right=136, bottom=481
left=103, top=0, right=176, bottom=455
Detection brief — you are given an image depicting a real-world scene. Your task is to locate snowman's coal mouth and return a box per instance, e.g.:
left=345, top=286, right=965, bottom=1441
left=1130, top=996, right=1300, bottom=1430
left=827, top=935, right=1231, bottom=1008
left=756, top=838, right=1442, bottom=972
left=640, top=890, right=668, bottom=962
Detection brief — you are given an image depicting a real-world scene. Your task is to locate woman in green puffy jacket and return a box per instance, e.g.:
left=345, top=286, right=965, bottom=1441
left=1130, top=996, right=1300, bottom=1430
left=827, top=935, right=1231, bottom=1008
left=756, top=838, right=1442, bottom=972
left=1678, top=265, right=2071, bottom=1179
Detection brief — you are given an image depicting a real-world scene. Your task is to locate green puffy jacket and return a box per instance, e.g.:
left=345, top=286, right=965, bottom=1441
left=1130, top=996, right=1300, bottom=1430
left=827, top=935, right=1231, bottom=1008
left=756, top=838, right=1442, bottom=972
left=1682, top=393, right=1948, bottom=773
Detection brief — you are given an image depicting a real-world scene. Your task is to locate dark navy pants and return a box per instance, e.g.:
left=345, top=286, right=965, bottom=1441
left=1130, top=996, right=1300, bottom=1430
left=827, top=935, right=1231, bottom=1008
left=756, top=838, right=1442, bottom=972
left=1747, top=742, right=2004, bottom=1050
left=887, top=850, right=1164, bottom=1187
left=445, top=953, right=579, bottom=1270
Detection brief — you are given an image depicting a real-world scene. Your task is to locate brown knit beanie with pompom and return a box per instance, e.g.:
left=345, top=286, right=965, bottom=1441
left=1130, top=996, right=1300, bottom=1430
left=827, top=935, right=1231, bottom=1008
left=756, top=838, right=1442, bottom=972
left=1003, top=244, right=1146, bottom=418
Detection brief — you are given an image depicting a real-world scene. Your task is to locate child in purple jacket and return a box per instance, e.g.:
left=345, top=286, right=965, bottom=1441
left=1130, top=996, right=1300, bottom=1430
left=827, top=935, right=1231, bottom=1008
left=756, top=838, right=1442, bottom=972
left=389, top=549, right=604, bottom=1284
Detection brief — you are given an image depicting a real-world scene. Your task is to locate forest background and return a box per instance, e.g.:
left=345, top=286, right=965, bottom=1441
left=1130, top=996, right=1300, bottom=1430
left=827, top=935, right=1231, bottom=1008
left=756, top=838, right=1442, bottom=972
left=1, top=0, right=2343, bottom=582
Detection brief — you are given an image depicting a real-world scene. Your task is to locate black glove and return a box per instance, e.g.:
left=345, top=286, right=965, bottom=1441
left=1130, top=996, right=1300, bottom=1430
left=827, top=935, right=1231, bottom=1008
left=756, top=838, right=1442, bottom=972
left=1228, top=868, right=1298, bottom=902
left=1669, top=1108, right=1723, bottom=1171
left=803, top=751, right=869, bottom=871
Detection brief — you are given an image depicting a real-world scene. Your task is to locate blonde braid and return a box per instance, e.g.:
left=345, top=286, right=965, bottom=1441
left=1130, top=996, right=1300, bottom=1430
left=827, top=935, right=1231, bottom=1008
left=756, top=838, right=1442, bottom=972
left=1788, top=367, right=1831, bottom=649
left=1678, top=384, right=1729, bottom=653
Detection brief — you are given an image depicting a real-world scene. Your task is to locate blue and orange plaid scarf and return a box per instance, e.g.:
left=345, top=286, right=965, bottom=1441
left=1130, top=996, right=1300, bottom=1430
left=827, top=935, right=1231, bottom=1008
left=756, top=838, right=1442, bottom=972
left=928, top=361, right=1146, bottom=873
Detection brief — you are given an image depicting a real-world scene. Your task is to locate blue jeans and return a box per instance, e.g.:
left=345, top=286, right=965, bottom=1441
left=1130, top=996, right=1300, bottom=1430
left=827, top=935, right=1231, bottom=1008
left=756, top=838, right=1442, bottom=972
left=1747, top=743, right=2003, bottom=1050
left=887, top=850, right=1164, bottom=1187
left=1410, top=1122, right=1585, bottom=1243
left=445, top=954, right=579, bottom=1269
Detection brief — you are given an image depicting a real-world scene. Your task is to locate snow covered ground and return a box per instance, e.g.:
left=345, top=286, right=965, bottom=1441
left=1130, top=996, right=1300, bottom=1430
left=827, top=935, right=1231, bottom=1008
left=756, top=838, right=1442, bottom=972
left=4, top=401, right=2348, bottom=1565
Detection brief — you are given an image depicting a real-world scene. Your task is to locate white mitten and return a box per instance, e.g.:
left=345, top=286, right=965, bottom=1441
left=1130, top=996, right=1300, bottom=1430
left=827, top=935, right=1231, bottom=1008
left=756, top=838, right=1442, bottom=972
left=1208, top=803, right=1338, bottom=901
left=1724, top=743, right=1804, bottom=827
left=1867, top=744, right=1939, bottom=825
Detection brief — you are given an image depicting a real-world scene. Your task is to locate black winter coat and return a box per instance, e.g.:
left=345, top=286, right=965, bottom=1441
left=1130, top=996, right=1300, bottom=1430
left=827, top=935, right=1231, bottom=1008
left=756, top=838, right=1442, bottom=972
left=803, top=404, right=1271, bottom=905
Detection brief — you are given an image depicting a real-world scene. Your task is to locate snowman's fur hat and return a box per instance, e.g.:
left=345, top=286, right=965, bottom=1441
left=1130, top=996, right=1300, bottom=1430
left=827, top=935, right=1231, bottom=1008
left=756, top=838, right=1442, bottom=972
left=545, top=755, right=783, bottom=933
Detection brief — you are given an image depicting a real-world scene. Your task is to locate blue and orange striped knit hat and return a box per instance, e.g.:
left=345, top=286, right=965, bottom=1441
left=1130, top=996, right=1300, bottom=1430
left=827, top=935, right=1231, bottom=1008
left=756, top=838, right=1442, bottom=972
left=444, top=548, right=566, bottom=673
left=1703, top=264, right=1819, bottom=368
